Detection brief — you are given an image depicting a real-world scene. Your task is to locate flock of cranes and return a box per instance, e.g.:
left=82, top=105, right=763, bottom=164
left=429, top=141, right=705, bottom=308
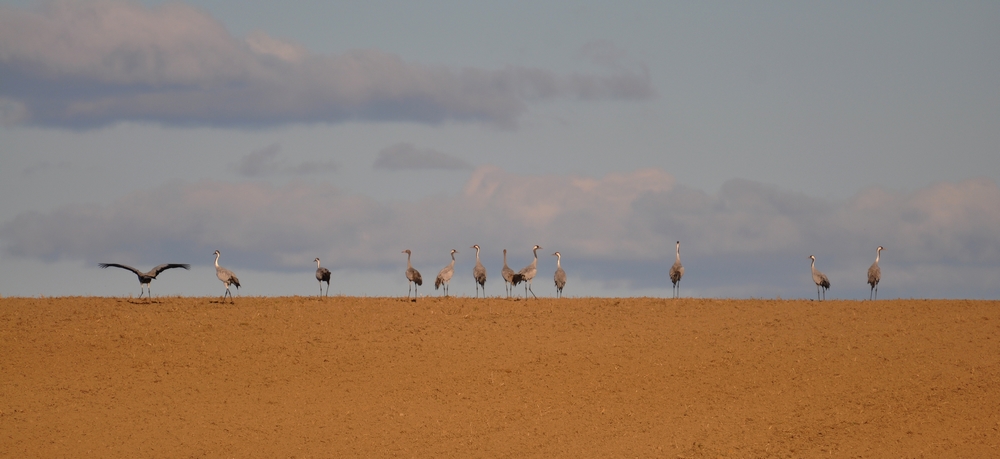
left=95, top=243, right=885, bottom=302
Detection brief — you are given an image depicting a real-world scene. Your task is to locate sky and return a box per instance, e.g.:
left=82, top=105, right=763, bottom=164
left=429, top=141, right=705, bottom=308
left=1, top=0, right=999, bottom=299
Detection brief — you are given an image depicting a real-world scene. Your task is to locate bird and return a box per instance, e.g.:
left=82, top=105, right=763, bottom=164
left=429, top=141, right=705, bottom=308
left=471, top=244, right=487, bottom=298
left=809, top=255, right=830, bottom=301
left=517, top=245, right=541, bottom=299
left=213, top=250, right=240, bottom=302
left=402, top=249, right=422, bottom=300
left=868, top=246, right=883, bottom=301
left=669, top=240, right=685, bottom=299
left=553, top=251, right=566, bottom=298
left=97, top=262, right=190, bottom=299
left=501, top=249, right=516, bottom=298
left=315, top=257, right=331, bottom=297
left=435, top=249, right=457, bottom=296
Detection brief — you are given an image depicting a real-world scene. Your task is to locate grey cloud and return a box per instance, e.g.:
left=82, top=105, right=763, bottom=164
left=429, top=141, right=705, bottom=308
left=373, top=143, right=473, bottom=171
left=0, top=2, right=654, bottom=129
left=235, top=144, right=338, bottom=177
left=2, top=168, right=998, bottom=298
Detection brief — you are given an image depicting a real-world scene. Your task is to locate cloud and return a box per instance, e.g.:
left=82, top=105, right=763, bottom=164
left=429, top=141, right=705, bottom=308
left=0, top=1, right=655, bottom=129
left=373, top=143, right=473, bottom=171
left=235, top=143, right=338, bottom=177
left=2, top=168, right=998, bottom=298
left=22, top=160, right=75, bottom=177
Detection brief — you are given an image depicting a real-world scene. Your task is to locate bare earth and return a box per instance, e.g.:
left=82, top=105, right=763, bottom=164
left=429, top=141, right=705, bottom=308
left=2, top=296, right=998, bottom=458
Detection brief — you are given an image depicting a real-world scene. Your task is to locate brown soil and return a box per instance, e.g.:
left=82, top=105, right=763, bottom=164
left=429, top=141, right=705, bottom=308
left=1, top=296, right=998, bottom=458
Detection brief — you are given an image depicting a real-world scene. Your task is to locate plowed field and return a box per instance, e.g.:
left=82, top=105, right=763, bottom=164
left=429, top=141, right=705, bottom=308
left=2, top=296, right=998, bottom=457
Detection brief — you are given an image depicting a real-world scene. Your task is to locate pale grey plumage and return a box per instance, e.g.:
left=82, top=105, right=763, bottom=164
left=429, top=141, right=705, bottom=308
left=501, top=249, right=515, bottom=298
left=867, top=246, right=883, bottom=300
left=553, top=251, right=566, bottom=298
left=213, top=250, right=240, bottom=302
left=669, top=240, right=684, bottom=299
left=517, top=245, right=541, bottom=299
left=809, top=255, right=830, bottom=301
left=435, top=249, right=457, bottom=296
left=315, top=257, right=331, bottom=297
left=402, top=249, right=422, bottom=300
left=98, top=262, right=190, bottom=298
left=471, top=245, right=487, bottom=298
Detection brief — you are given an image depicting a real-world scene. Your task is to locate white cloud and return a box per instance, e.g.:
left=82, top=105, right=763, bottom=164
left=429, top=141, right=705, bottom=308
left=0, top=1, right=654, bottom=129
left=2, top=168, right=998, bottom=298
left=373, top=143, right=473, bottom=171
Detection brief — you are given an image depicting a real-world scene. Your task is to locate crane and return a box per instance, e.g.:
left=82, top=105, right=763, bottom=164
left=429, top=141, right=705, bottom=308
left=315, top=257, right=331, bottom=297
left=517, top=245, right=541, bottom=299
left=867, top=246, right=883, bottom=300
left=213, top=250, right=240, bottom=303
left=98, top=262, right=190, bottom=299
left=435, top=249, right=457, bottom=296
left=669, top=241, right=684, bottom=298
left=402, top=249, right=422, bottom=300
left=553, top=251, right=566, bottom=298
left=809, top=255, right=830, bottom=301
left=471, top=244, right=487, bottom=298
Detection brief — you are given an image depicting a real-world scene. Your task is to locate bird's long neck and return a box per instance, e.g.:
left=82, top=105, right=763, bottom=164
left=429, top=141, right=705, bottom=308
left=407, top=253, right=412, bottom=269
left=316, top=259, right=321, bottom=269
left=556, top=254, right=561, bottom=268
left=675, top=245, right=681, bottom=263
left=533, top=247, right=538, bottom=260
left=875, top=249, right=880, bottom=263
left=215, top=253, right=221, bottom=268
left=811, top=258, right=816, bottom=271
left=503, top=250, right=507, bottom=265
left=451, top=251, right=457, bottom=263
left=475, top=247, right=480, bottom=262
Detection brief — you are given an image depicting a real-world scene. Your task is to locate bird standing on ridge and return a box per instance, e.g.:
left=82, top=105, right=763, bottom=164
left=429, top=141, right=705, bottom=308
left=501, top=249, right=515, bottom=298
left=517, top=245, right=541, bottom=299
left=809, top=255, right=830, bottom=301
left=98, top=262, right=190, bottom=299
left=669, top=241, right=684, bottom=299
left=553, top=251, right=566, bottom=298
left=315, top=257, right=331, bottom=297
left=868, top=246, right=883, bottom=300
left=213, top=250, right=240, bottom=303
left=471, top=245, right=487, bottom=298
left=402, top=249, right=422, bottom=300
left=435, top=249, right=457, bottom=296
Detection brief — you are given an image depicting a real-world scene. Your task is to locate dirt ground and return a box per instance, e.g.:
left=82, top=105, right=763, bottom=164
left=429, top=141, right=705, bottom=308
left=1, top=296, right=998, bottom=458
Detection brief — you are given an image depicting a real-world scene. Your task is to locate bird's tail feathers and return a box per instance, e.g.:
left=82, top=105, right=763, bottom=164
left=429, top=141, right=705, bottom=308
left=435, top=277, right=442, bottom=289
left=511, top=273, right=524, bottom=285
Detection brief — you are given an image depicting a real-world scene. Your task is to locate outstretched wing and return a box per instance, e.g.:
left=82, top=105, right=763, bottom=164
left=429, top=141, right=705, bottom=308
left=150, top=264, right=191, bottom=276
left=98, top=263, right=143, bottom=277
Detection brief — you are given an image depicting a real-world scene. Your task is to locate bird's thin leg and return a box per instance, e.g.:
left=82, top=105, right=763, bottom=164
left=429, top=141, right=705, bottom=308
left=874, top=285, right=878, bottom=301
left=528, top=282, right=536, bottom=299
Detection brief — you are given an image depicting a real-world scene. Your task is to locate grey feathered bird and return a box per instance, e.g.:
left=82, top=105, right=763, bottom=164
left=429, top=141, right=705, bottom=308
left=809, top=255, right=830, bottom=301
left=553, top=251, right=566, bottom=298
left=402, top=249, right=422, bottom=299
left=517, top=245, right=541, bottom=299
left=471, top=245, right=487, bottom=298
left=435, top=249, right=457, bottom=296
left=98, top=262, right=190, bottom=299
left=669, top=240, right=684, bottom=299
left=213, top=250, right=240, bottom=302
left=868, top=246, right=883, bottom=301
left=501, top=249, right=515, bottom=298
left=315, top=257, right=331, bottom=297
